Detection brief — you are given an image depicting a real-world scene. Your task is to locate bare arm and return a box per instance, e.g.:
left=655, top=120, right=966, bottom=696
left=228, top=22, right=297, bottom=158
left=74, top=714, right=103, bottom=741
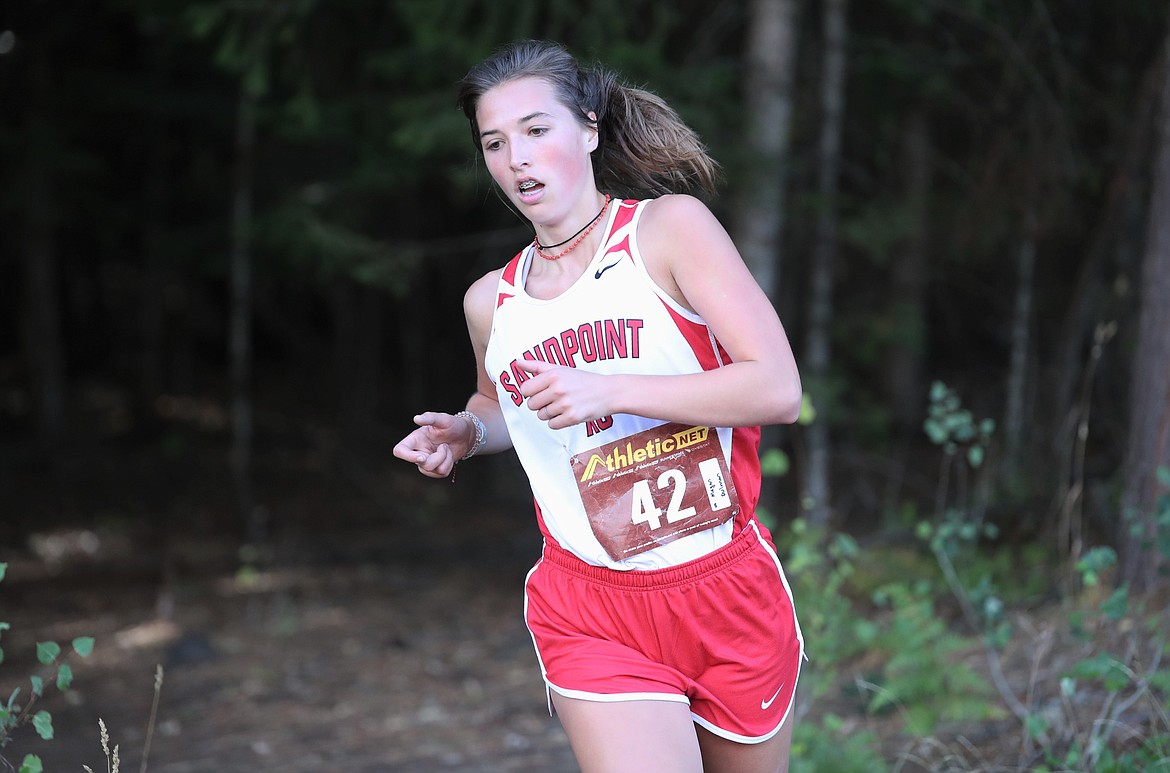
left=518, top=195, right=802, bottom=429
left=392, top=270, right=513, bottom=478
left=462, top=269, right=512, bottom=455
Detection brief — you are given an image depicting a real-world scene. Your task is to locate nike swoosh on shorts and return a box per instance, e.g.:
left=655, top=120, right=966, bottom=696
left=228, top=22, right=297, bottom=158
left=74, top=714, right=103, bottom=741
left=761, top=683, right=785, bottom=710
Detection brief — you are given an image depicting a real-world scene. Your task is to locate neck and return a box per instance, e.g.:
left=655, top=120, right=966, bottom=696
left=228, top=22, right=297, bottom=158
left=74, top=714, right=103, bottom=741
left=534, top=194, right=611, bottom=262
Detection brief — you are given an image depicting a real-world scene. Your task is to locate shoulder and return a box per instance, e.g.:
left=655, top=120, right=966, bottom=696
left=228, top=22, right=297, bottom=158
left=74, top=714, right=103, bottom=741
left=464, top=266, right=505, bottom=318
left=638, top=195, right=736, bottom=294
left=638, top=194, right=730, bottom=257
left=640, top=194, right=715, bottom=233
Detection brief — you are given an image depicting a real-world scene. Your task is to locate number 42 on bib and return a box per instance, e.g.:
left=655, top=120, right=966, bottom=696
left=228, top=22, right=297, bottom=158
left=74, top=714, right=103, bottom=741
left=571, top=423, right=740, bottom=561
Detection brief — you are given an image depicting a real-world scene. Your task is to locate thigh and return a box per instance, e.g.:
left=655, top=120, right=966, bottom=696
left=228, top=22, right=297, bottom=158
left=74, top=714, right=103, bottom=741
left=696, top=715, right=794, bottom=773
left=551, top=692, right=704, bottom=773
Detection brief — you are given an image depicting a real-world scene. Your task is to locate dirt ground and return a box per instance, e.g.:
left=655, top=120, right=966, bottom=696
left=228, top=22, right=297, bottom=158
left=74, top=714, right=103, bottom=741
left=2, top=438, right=1166, bottom=773
left=1, top=442, right=587, bottom=773
left=4, top=551, right=580, bottom=771
left=3, top=535, right=579, bottom=773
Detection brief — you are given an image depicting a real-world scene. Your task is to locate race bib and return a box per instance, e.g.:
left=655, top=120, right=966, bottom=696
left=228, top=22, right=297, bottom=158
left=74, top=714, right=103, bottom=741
left=570, top=422, right=740, bottom=561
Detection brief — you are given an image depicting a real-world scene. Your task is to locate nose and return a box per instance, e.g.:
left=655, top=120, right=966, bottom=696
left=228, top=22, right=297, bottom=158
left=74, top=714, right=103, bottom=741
left=509, top=139, right=530, bottom=171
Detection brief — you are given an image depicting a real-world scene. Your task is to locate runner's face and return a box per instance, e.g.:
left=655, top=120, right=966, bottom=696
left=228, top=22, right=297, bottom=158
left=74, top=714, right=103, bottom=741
left=475, top=77, right=598, bottom=227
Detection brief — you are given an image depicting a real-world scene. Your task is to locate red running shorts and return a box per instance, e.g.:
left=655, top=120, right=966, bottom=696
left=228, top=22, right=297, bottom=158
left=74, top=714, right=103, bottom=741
left=523, top=520, right=804, bottom=743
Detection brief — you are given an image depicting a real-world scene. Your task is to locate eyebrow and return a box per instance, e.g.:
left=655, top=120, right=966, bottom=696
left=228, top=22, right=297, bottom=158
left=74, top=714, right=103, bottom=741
left=479, top=111, right=553, bottom=140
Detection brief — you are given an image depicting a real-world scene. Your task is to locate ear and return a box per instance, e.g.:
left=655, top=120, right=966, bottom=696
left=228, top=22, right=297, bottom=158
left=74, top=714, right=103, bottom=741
left=585, top=111, right=599, bottom=152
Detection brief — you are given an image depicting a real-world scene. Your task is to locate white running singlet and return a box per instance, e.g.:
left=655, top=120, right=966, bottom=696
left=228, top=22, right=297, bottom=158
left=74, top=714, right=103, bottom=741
left=484, top=198, right=763, bottom=570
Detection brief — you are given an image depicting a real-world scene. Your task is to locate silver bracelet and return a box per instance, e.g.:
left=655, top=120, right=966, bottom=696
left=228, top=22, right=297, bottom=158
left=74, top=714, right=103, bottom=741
left=455, top=410, right=487, bottom=461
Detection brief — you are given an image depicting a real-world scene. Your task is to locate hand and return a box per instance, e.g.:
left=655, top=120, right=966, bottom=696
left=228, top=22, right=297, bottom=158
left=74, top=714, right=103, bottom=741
left=515, top=359, right=609, bottom=429
left=392, top=412, right=473, bottom=478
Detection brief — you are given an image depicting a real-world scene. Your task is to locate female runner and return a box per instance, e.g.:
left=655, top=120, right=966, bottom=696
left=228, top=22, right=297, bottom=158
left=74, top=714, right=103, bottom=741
left=393, top=40, right=804, bottom=773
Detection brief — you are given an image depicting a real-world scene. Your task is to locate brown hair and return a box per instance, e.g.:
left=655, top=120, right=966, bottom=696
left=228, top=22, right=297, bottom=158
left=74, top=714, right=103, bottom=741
left=456, top=40, right=720, bottom=199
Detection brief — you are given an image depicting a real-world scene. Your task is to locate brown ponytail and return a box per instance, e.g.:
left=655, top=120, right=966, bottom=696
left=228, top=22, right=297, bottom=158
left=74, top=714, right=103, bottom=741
left=457, top=40, right=720, bottom=199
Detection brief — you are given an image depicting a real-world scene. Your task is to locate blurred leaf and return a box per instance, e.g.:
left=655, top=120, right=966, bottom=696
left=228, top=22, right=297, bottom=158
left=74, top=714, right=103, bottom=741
left=1076, top=547, right=1117, bottom=587
left=986, top=621, right=1012, bottom=650
left=1026, top=713, right=1049, bottom=740
left=56, top=664, right=73, bottom=691
left=30, top=676, right=43, bottom=697
left=1068, top=654, right=1130, bottom=692
left=36, top=641, right=61, bottom=665
left=19, top=755, right=43, bottom=773
left=760, top=448, right=790, bottom=477
left=967, top=444, right=984, bottom=468
left=185, top=4, right=225, bottom=38
left=1101, top=587, right=1129, bottom=621
left=799, top=393, right=817, bottom=425
left=32, top=710, right=53, bottom=740
left=72, top=637, right=95, bottom=657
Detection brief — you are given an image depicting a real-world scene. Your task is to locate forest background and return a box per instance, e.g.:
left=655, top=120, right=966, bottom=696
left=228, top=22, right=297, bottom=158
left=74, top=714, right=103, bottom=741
left=2, top=1, right=1170, bottom=771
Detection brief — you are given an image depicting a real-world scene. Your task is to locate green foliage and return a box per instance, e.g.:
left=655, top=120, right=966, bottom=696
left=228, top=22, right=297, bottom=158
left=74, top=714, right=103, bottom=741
left=797, top=393, right=817, bottom=426
left=256, top=201, right=421, bottom=295
left=791, top=714, right=888, bottom=773
left=778, top=518, right=993, bottom=739
left=1077, top=546, right=1118, bottom=587
left=756, top=393, right=815, bottom=485
left=0, top=564, right=94, bottom=766
left=1067, top=653, right=1132, bottom=693
left=1124, top=466, right=1170, bottom=564
left=916, top=385, right=1170, bottom=771
left=779, top=520, right=871, bottom=678
left=185, top=0, right=317, bottom=97
left=924, top=381, right=995, bottom=468
left=34, top=642, right=59, bottom=666
left=863, top=582, right=995, bottom=735
left=760, top=447, right=790, bottom=478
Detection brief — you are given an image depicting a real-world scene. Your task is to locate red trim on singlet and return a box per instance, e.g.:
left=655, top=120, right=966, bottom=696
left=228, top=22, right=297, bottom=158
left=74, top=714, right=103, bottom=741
left=611, top=199, right=639, bottom=233
left=498, top=254, right=523, bottom=308
left=605, top=234, right=632, bottom=261
left=659, top=300, right=763, bottom=518
left=502, top=253, right=521, bottom=284
left=729, top=426, right=763, bottom=516
left=661, top=303, right=722, bottom=371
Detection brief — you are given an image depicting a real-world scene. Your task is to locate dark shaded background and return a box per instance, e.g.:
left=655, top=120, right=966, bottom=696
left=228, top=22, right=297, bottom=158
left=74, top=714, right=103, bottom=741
left=2, top=1, right=1169, bottom=770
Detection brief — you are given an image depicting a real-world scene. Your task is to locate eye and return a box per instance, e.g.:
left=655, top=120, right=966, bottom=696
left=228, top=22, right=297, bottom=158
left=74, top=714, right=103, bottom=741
left=484, top=139, right=503, bottom=152
left=529, top=126, right=548, bottom=137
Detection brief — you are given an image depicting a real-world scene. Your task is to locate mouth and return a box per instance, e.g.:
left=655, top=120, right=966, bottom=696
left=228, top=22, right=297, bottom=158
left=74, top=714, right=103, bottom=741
left=517, top=179, right=544, bottom=201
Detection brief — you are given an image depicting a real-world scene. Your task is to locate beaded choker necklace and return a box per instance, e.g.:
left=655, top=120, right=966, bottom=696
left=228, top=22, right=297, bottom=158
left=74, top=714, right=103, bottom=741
left=533, top=195, right=612, bottom=261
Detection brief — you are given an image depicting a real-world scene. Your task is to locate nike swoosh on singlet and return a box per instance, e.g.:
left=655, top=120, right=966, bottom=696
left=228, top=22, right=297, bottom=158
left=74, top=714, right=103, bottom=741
left=761, top=683, right=785, bottom=710
left=594, top=260, right=622, bottom=279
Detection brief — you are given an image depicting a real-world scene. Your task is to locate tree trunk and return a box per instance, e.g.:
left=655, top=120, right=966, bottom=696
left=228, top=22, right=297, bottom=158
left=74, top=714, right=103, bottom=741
left=230, top=80, right=259, bottom=547
left=1047, top=51, right=1163, bottom=481
left=1004, top=207, right=1037, bottom=472
left=733, top=0, right=799, bottom=303
left=885, top=108, right=931, bottom=436
left=802, top=0, right=848, bottom=528
left=21, top=40, right=67, bottom=442
left=1119, top=25, right=1170, bottom=591
left=732, top=0, right=800, bottom=520
left=138, top=34, right=170, bottom=420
